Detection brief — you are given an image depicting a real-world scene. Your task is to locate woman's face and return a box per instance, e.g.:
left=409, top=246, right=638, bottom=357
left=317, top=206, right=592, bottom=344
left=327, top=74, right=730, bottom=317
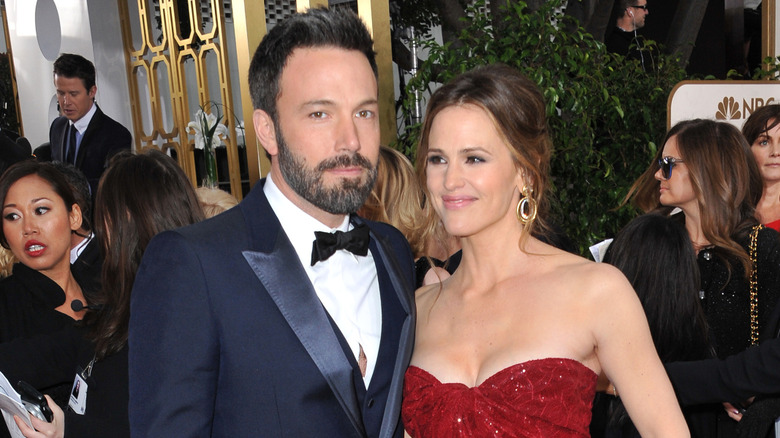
left=750, top=119, right=780, bottom=185
left=425, top=104, right=523, bottom=238
left=2, top=174, right=81, bottom=276
left=655, top=135, right=697, bottom=211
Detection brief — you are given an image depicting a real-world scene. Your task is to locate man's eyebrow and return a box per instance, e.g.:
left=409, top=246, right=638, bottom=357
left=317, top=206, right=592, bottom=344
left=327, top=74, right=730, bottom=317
left=301, top=99, right=336, bottom=108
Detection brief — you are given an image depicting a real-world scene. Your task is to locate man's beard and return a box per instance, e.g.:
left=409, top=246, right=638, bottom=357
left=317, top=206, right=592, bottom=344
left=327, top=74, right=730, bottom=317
left=277, top=129, right=378, bottom=215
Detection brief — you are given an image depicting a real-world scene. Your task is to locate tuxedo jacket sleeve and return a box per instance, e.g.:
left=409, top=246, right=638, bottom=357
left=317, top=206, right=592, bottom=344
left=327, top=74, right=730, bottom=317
left=129, top=229, right=220, bottom=437
left=128, top=184, right=415, bottom=438
left=666, top=337, right=780, bottom=405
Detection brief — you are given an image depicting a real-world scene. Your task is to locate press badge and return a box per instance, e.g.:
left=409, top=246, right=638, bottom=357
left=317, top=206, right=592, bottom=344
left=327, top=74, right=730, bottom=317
left=68, top=367, right=89, bottom=415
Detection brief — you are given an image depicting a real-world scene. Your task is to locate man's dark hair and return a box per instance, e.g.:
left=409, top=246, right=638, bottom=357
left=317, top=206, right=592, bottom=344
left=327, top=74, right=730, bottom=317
left=53, top=53, right=96, bottom=91
left=617, top=0, right=638, bottom=12
left=51, top=161, right=92, bottom=232
left=248, top=7, right=377, bottom=124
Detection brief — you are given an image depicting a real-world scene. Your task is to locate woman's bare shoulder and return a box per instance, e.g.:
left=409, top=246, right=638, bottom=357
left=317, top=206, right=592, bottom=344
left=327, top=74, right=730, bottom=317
left=548, top=252, right=634, bottom=300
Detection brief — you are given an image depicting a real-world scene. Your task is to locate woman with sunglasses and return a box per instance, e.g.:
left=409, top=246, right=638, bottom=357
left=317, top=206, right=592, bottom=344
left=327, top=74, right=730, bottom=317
left=742, top=104, right=780, bottom=231
left=627, top=118, right=780, bottom=436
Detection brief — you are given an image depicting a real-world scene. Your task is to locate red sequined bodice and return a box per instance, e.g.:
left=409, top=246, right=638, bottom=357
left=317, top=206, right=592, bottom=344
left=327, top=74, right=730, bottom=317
left=402, top=358, right=597, bottom=437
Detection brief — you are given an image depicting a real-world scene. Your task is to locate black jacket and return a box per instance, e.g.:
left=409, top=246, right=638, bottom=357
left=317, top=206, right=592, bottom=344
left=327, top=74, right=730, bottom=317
left=49, top=105, right=131, bottom=196
left=0, top=325, right=129, bottom=438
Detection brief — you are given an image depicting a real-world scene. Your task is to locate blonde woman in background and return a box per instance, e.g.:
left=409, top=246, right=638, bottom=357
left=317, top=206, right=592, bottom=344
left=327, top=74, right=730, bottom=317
left=359, top=146, right=425, bottom=257
left=358, top=146, right=459, bottom=286
left=0, top=247, right=16, bottom=278
left=195, top=186, right=239, bottom=218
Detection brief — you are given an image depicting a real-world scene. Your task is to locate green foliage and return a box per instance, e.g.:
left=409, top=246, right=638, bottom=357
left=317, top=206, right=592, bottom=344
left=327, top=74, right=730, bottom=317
left=390, top=0, right=440, bottom=38
left=394, top=0, right=687, bottom=255
left=752, top=56, right=780, bottom=80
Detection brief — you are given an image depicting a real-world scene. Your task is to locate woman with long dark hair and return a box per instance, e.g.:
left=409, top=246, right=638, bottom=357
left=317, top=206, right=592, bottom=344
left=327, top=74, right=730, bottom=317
left=597, top=213, right=715, bottom=437
left=627, top=119, right=780, bottom=436
left=0, top=150, right=204, bottom=437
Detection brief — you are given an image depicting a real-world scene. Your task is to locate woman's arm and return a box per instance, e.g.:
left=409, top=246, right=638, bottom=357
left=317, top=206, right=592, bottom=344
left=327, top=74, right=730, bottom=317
left=666, top=337, right=780, bottom=404
left=590, top=266, right=690, bottom=437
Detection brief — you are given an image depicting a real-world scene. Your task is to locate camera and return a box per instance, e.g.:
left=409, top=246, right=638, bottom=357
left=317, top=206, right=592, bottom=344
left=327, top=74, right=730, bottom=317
left=17, top=381, right=52, bottom=423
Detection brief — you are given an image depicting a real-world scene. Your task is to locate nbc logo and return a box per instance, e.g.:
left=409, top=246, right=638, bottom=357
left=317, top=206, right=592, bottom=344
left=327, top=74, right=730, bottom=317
left=715, top=96, right=776, bottom=121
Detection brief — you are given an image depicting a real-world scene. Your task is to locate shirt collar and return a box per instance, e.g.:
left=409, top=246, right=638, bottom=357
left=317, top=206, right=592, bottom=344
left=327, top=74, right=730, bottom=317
left=263, top=173, right=350, bottom=264
left=71, top=103, right=97, bottom=135
left=70, top=231, right=94, bottom=264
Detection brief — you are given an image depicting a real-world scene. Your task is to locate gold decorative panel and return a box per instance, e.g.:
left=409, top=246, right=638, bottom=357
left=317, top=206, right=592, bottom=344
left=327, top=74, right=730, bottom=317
left=119, top=0, right=248, bottom=198
left=119, top=0, right=394, bottom=197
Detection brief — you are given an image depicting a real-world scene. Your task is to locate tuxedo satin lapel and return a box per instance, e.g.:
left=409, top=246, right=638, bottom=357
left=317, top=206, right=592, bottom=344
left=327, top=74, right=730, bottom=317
left=367, top=232, right=413, bottom=315
left=364, top=227, right=415, bottom=438
left=242, top=238, right=366, bottom=437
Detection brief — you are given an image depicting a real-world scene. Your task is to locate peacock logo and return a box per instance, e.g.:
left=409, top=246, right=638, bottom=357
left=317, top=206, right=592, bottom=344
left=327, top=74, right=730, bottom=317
left=715, top=97, right=741, bottom=120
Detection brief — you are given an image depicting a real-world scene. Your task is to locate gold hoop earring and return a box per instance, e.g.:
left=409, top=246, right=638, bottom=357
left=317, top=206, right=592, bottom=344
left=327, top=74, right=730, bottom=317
left=516, top=185, right=538, bottom=225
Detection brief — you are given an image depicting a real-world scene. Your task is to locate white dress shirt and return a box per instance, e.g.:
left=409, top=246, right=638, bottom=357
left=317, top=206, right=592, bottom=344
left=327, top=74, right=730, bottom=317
left=69, top=103, right=97, bottom=158
left=70, top=231, right=94, bottom=264
left=264, top=174, right=382, bottom=386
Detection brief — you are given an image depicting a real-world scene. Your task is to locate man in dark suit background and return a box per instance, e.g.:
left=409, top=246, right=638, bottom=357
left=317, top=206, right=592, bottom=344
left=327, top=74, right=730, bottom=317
left=49, top=53, right=131, bottom=196
left=129, top=8, right=415, bottom=438
left=50, top=162, right=101, bottom=295
left=0, top=130, right=30, bottom=175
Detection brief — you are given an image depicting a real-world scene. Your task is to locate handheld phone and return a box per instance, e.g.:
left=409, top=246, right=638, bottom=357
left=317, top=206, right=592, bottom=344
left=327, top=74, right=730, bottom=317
left=17, top=381, right=53, bottom=422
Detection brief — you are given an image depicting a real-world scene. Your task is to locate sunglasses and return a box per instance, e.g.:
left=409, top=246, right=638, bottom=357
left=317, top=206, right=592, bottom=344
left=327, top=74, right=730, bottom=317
left=658, top=156, right=684, bottom=180
left=630, top=4, right=649, bottom=10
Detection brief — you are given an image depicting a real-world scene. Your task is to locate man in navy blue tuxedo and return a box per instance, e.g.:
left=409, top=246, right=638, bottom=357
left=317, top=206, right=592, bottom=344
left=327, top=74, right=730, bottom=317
left=49, top=54, right=131, bottom=197
left=128, top=8, right=415, bottom=437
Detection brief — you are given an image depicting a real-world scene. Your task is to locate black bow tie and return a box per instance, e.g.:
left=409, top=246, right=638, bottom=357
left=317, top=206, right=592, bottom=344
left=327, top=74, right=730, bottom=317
left=310, top=223, right=370, bottom=266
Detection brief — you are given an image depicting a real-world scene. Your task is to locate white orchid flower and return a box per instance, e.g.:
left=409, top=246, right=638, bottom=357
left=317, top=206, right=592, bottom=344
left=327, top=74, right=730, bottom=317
left=212, top=123, right=229, bottom=148
left=235, top=121, right=245, bottom=147
left=187, top=108, right=227, bottom=150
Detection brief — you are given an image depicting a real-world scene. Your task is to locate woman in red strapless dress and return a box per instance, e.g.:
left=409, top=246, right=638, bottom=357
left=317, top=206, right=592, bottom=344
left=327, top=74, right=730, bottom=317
left=403, top=64, right=690, bottom=438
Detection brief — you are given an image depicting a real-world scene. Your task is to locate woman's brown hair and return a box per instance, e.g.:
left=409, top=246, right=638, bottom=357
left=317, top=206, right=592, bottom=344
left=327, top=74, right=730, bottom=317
left=88, top=150, right=205, bottom=359
left=626, top=119, right=760, bottom=273
left=359, top=146, right=425, bottom=257
left=742, top=104, right=780, bottom=145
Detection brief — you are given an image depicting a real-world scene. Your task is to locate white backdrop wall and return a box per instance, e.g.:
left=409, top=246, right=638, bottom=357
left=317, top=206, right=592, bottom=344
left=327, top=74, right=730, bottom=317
left=6, top=0, right=132, bottom=149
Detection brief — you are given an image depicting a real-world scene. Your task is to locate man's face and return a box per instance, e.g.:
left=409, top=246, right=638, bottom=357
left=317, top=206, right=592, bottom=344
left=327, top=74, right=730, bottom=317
left=271, top=47, right=380, bottom=217
left=54, top=74, right=95, bottom=122
left=628, top=0, right=649, bottom=29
